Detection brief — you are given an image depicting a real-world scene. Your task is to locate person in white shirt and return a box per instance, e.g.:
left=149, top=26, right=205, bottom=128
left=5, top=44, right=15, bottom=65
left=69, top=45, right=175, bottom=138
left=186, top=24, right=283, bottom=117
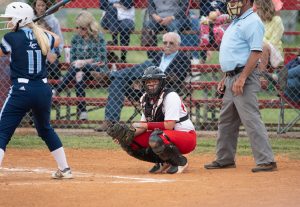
left=100, top=0, right=135, bottom=63
left=107, top=66, right=197, bottom=174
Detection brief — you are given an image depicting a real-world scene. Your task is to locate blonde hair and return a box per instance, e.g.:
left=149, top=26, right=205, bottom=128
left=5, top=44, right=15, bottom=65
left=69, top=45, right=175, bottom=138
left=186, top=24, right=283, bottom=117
left=255, top=0, right=275, bottom=22
left=76, top=10, right=100, bottom=39
left=27, top=22, right=50, bottom=55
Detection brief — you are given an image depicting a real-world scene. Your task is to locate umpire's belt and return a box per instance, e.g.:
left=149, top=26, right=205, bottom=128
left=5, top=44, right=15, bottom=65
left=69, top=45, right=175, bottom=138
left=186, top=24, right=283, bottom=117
left=225, top=66, right=244, bottom=77
left=17, top=78, right=47, bottom=83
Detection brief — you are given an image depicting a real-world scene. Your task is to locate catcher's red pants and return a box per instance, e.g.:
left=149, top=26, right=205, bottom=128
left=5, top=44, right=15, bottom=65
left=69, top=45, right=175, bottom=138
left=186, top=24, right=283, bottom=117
left=131, top=130, right=197, bottom=154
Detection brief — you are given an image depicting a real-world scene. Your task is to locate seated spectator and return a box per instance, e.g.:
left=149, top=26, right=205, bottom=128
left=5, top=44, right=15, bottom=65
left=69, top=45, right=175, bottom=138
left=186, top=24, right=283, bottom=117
left=255, top=0, right=284, bottom=71
left=273, top=56, right=300, bottom=103
left=33, top=0, right=64, bottom=80
left=36, top=19, right=61, bottom=80
left=106, top=40, right=120, bottom=63
left=285, top=65, right=300, bottom=103
left=199, top=1, right=229, bottom=63
left=107, top=67, right=196, bottom=174
left=142, top=0, right=191, bottom=59
left=180, top=11, right=200, bottom=64
left=95, top=32, right=191, bottom=131
left=100, top=0, right=135, bottom=63
left=199, top=0, right=227, bottom=18
left=53, top=10, right=108, bottom=120
left=33, top=0, right=64, bottom=56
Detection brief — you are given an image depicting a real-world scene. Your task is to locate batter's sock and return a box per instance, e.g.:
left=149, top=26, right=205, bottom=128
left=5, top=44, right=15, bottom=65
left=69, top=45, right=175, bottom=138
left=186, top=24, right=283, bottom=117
left=0, top=148, right=4, bottom=167
left=51, top=147, right=70, bottom=170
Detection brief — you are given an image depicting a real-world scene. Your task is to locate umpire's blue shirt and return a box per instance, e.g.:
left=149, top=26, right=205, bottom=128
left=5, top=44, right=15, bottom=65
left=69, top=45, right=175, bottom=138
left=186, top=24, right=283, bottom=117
left=219, top=8, right=264, bottom=72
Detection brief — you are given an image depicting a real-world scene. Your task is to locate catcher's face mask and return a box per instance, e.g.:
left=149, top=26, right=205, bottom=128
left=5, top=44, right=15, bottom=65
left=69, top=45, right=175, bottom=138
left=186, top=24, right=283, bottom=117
left=145, top=79, right=161, bottom=96
left=227, top=0, right=244, bottom=17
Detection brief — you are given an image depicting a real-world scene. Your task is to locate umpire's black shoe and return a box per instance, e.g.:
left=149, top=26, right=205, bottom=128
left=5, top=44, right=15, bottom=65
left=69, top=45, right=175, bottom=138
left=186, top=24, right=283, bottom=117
left=251, top=162, right=277, bottom=173
left=204, top=161, right=236, bottom=169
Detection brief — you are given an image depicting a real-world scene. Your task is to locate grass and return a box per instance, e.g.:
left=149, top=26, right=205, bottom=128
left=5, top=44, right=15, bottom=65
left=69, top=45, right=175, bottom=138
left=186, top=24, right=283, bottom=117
left=8, top=134, right=300, bottom=159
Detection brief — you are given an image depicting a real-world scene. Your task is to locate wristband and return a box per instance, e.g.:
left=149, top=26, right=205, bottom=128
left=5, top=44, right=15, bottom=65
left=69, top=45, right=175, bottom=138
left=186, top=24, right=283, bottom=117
left=147, top=122, right=165, bottom=130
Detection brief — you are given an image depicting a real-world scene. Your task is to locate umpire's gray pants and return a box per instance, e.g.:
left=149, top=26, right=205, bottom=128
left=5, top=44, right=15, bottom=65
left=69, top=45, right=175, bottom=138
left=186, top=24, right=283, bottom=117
left=216, top=70, right=275, bottom=165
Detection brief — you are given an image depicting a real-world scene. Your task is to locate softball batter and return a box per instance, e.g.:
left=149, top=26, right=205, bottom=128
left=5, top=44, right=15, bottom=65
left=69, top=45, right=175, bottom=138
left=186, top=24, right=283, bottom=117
left=0, top=2, right=72, bottom=179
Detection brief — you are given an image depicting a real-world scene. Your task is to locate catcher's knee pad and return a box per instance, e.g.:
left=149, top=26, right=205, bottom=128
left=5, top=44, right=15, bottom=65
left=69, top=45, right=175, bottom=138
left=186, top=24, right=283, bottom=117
left=149, top=130, right=166, bottom=155
left=149, top=131, right=186, bottom=165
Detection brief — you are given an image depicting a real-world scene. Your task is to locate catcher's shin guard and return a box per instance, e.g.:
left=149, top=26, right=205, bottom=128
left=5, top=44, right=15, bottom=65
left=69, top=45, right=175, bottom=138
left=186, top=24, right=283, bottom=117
left=148, top=131, right=187, bottom=166
left=130, top=147, right=164, bottom=163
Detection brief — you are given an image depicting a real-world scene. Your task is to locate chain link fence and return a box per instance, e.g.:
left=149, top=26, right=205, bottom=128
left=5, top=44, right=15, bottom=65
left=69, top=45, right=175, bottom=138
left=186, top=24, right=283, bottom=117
left=0, top=0, right=299, bottom=134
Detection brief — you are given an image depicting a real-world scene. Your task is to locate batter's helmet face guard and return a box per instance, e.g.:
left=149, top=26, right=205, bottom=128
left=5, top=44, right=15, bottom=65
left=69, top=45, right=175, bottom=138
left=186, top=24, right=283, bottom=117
left=142, top=66, right=166, bottom=98
left=0, top=2, right=34, bottom=31
left=227, top=0, right=244, bottom=17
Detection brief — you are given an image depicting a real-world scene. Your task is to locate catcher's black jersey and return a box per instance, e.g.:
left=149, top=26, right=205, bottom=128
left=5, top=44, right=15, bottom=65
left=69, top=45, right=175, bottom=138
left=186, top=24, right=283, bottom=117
left=0, top=27, right=54, bottom=80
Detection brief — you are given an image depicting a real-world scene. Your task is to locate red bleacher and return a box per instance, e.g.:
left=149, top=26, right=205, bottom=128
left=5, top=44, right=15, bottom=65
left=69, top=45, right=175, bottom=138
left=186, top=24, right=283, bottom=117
left=63, top=0, right=299, bottom=10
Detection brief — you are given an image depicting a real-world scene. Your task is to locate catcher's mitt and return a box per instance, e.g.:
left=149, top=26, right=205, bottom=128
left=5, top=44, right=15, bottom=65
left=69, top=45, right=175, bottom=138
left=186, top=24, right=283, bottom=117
left=106, top=123, right=136, bottom=148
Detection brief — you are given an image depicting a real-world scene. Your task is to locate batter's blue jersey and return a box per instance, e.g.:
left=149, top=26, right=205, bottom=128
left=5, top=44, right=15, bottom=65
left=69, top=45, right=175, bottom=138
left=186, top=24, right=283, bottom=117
left=0, top=27, right=55, bottom=80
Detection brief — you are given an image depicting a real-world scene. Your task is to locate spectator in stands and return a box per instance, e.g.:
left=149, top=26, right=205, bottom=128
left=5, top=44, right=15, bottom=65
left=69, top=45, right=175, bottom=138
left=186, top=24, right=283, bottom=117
left=53, top=10, right=108, bottom=120
left=32, top=0, right=64, bottom=55
left=199, top=0, right=228, bottom=64
left=199, top=0, right=227, bottom=18
left=271, top=56, right=300, bottom=103
left=284, top=64, right=300, bottom=103
left=100, top=0, right=135, bottom=63
left=95, top=32, right=191, bottom=131
left=32, top=0, right=64, bottom=80
left=255, top=0, right=284, bottom=71
left=36, top=19, right=62, bottom=80
left=142, top=0, right=191, bottom=59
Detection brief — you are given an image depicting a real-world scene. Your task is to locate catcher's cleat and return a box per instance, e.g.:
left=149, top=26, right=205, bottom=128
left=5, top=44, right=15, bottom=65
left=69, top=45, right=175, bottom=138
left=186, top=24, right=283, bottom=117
left=204, top=161, right=236, bottom=169
left=251, top=162, right=277, bottom=173
left=166, top=157, right=188, bottom=174
left=52, top=167, right=73, bottom=179
left=149, top=163, right=171, bottom=174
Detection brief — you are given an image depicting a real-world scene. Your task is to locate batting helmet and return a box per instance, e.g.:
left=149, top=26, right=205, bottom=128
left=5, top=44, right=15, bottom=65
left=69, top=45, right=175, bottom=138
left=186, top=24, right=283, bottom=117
left=0, top=2, right=34, bottom=31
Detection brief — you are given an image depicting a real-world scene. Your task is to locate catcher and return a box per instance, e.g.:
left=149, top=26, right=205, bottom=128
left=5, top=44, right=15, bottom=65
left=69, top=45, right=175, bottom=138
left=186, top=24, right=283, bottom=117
left=107, top=66, right=197, bottom=174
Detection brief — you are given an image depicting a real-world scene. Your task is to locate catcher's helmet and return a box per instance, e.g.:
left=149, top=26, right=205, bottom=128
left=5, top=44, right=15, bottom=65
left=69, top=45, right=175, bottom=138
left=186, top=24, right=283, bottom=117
left=142, top=66, right=166, bottom=98
left=0, top=2, right=34, bottom=31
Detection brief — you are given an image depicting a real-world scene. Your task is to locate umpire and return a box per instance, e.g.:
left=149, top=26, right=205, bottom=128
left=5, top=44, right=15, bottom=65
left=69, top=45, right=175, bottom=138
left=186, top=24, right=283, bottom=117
left=204, top=0, right=277, bottom=172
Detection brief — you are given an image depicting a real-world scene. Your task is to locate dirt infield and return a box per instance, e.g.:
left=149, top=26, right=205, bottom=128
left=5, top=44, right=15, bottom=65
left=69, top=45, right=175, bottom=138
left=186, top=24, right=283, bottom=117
left=1, top=149, right=300, bottom=207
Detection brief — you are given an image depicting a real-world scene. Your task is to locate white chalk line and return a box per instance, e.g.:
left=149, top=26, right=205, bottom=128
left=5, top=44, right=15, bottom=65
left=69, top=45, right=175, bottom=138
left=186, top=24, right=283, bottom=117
left=0, top=167, right=175, bottom=185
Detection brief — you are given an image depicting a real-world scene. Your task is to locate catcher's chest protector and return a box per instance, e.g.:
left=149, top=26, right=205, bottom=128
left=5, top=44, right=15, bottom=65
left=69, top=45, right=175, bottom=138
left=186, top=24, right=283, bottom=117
left=141, top=89, right=173, bottom=122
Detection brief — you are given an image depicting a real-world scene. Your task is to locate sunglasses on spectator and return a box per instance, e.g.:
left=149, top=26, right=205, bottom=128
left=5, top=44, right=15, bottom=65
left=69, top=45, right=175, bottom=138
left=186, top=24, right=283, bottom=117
left=163, top=41, right=175, bottom=46
left=76, top=26, right=87, bottom=31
